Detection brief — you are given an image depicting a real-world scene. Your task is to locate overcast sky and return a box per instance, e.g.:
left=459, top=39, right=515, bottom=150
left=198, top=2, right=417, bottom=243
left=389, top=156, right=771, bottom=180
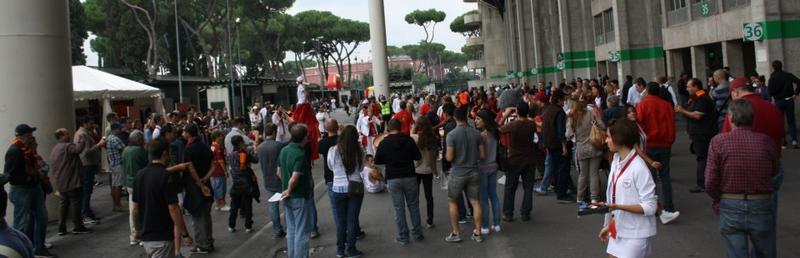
left=84, top=0, right=476, bottom=66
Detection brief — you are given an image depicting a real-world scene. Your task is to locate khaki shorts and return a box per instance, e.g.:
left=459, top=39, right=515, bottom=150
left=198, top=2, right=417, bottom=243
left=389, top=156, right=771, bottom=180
left=447, top=170, right=479, bottom=201
left=110, top=166, right=125, bottom=187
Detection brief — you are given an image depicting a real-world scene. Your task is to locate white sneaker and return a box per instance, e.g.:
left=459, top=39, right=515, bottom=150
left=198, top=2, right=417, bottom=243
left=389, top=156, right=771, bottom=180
left=220, top=206, right=231, bottom=212
left=492, top=225, right=501, bottom=233
left=228, top=227, right=235, bottom=233
left=659, top=210, right=680, bottom=225
left=480, top=228, right=490, bottom=235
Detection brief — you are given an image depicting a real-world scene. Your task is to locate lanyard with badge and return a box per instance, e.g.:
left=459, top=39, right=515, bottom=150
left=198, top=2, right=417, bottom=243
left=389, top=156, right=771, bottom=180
left=608, top=151, right=637, bottom=239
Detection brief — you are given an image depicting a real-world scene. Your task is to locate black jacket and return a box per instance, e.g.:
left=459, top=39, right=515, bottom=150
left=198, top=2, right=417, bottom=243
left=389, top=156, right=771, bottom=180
left=4, top=144, right=37, bottom=187
left=768, top=70, right=800, bottom=100
left=374, top=133, right=421, bottom=180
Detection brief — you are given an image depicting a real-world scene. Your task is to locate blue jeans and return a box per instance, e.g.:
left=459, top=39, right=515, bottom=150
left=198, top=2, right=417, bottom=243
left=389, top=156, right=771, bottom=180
left=719, top=199, right=775, bottom=258
left=538, top=153, right=553, bottom=191
left=308, top=176, right=318, bottom=233
left=480, top=171, right=501, bottom=227
left=284, top=197, right=312, bottom=258
left=9, top=185, right=48, bottom=251
left=81, top=165, right=98, bottom=218
left=265, top=190, right=284, bottom=235
left=645, top=147, right=675, bottom=212
left=327, top=183, right=361, bottom=234
left=771, top=161, right=784, bottom=224
left=774, top=99, right=797, bottom=142
left=386, top=177, right=423, bottom=242
left=330, top=192, right=363, bottom=255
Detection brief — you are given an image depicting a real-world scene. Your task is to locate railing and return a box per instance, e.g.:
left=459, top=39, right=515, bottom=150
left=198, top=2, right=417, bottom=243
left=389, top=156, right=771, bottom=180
left=605, top=31, right=615, bottom=43
left=668, top=7, right=689, bottom=26
left=723, top=0, right=750, bottom=11
left=464, top=13, right=481, bottom=25
left=465, top=36, right=484, bottom=47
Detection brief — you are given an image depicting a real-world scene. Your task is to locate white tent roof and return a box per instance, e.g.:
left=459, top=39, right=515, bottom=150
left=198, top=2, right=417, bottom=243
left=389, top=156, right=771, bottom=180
left=72, top=65, right=162, bottom=100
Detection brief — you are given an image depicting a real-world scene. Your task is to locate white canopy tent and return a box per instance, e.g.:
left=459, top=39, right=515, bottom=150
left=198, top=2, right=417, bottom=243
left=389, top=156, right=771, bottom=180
left=72, top=65, right=165, bottom=116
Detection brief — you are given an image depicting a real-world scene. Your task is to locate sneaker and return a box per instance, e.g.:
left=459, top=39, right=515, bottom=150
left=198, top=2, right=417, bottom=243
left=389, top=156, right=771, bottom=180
left=220, top=206, right=231, bottom=212
left=457, top=219, right=467, bottom=224
left=310, top=231, right=320, bottom=239
left=33, top=249, right=56, bottom=258
left=44, top=242, right=53, bottom=249
left=426, top=223, right=435, bottom=229
left=557, top=195, right=575, bottom=204
left=57, top=230, right=68, bottom=236
left=129, top=240, right=140, bottom=246
left=445, top=232, right=462, bottom=243
left=492, top=225, right=501, bottom=233
left=228, top=227, right=235, bottom=233
left=346, top=250, right=364, bottom=258
left=245, top=228, right=253, bottom=233
left=191, top=247, right=212, bottom=254
left=534, top=189, right=549, bottom=196
left=83, top=217, right=99, bottom=225
left=357, top=230, right=366, bottom=240
left=480, top=228, right=490, bottom=235
left=471, top=233, right=484, bottom=243
left=394, top=238, right=409, bottom=245
left=72, top=227, right=92, bottom=234
left=659, top=210, right=680, bottom=225
left=688, top=186, right=705, bottom=193
left=273, top=230, right=286, bottom=239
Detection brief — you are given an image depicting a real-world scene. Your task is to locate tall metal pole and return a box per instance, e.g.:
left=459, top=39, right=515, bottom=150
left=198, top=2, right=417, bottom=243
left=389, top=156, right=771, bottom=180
left=226, top=0, right=235, bottom=116
left=174, top=0, right=183, bottom=103
left=368, top=0, right=390, bottom=98
left=236, top=22, right=244, bottom=116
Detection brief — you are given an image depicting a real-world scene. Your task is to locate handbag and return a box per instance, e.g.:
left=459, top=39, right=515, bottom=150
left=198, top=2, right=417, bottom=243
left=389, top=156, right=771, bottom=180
left=347, top=171, right=364, bottom=197
left=589, top=119, right=607, bottom=150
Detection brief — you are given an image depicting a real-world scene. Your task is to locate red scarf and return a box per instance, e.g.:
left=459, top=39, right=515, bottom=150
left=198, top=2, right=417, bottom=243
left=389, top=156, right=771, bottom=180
left=11, top=138, right=37, bottom=176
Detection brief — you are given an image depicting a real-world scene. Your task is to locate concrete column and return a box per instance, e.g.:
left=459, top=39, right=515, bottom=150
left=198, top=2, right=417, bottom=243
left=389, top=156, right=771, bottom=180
left=665, top=49, right=684, bottom=79
left=368, top=0, right=389, bottom=98
left=556, top=0, right=574, bottom=80
left=0, top=0, right=75, bottom=220
left=722, top=40, right=744, bottom=77
left=690, top=46, right=708, bottom=79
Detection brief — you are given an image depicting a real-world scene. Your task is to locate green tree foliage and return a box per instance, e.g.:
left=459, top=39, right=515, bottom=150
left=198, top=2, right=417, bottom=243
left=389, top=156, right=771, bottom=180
left=70, top=0, right=89, bottom=65
left=386, top=45, right=406, bottom=57
left=404, top=9, right=446, bottom=43
left=449, top=10, right=480, bottom=37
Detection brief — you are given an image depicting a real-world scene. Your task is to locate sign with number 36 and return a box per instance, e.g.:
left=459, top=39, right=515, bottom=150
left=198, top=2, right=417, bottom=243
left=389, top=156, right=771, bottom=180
left=743, top=23, right=764, bottom=41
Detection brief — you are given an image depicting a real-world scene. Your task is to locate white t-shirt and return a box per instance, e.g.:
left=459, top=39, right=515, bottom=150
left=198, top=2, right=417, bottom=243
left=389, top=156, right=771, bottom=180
left=297, top=84, right=307, bottom=104
left=361, top=166, right=384, bottom=193
left=316, top=112, right=330, bottom=133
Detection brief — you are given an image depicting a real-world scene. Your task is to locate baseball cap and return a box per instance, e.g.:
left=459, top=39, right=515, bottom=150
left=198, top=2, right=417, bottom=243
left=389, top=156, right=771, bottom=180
left=14, top=124, right=36, bottom=136
left=729, top=77, right=752, bottom=92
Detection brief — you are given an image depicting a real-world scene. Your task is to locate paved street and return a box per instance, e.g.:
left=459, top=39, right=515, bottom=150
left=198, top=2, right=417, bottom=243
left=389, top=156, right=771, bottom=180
left=42, top=109, right=800, bottom=258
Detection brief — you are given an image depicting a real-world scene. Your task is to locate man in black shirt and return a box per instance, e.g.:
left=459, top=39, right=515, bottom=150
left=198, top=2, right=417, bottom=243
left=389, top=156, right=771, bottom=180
left=767, top=60, right=800, bottom=148
left=133, top=138, right=187, bottom=258
left=181, top=123, right=215, bottom=253
left=675, top=78, right=718, bottom=193
left=375, top=119, right=423, bottom=245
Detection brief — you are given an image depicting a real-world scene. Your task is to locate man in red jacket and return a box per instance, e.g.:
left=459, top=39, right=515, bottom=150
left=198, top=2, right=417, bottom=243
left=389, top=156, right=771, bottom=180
left=636, top=82, right=680, bottom=225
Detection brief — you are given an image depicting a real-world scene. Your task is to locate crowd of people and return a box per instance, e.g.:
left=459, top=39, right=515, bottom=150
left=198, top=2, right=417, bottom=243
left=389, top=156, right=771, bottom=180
left=1, top=60, right=796, bottom=258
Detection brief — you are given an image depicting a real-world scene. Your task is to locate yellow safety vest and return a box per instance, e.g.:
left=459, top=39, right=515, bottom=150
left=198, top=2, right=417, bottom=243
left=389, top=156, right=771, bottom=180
left=380, top=102, right=392, bottom=115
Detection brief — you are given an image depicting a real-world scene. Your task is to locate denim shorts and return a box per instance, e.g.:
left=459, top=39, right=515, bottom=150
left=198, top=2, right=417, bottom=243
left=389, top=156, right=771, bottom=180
left=447, top=171, right=479, bottom=201
left=211, top=177, right=227, bottom=199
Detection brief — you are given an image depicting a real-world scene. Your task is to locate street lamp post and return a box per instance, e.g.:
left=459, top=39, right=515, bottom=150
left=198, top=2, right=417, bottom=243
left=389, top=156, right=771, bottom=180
left=174, top=0, right=183, bottom=103
left=236, top=17, right=244, bottom=116
left=225, top=0, right=235, bottom=116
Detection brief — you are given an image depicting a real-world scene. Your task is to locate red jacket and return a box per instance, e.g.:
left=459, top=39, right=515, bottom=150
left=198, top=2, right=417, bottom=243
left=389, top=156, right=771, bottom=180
left=722, top=94, right=784, bottom=155
left=636, top=96, right=676, bottom=148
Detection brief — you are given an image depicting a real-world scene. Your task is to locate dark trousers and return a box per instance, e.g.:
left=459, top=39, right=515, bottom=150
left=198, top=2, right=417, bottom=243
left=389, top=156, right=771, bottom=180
left=775, top=99, right=798, bottom=142
left=503, top=162, right=535, bottom=217
left=192, top=201, right=214, bottom=249
left=58, top=188, right=83, bottom=232
left=416, top=173, right=434, bottom=225
left=81, top=165, right=98, bottom=218
left=691, top=134, right=712, bottom=189
left=228, top=192, right=253, bottom=229
left=331, top=192, right=364, bottom=255
left=550, top=151, right=572, bottom=197
left=457, top=192, right=473, bottom=219
left=646, top=147, right=675, bottom=212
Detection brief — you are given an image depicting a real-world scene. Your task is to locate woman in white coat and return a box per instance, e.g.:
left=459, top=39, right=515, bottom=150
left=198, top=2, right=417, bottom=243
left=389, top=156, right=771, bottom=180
left=599, top=118, right=658, bottom=258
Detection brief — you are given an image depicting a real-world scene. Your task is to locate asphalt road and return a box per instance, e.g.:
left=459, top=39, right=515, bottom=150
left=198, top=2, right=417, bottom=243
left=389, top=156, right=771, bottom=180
left=42, top=109, right=800, bottom=258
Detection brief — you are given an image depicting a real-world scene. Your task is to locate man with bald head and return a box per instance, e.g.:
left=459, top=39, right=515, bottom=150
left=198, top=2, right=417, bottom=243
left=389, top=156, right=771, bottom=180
left=711, top=69, right=732, bottom=129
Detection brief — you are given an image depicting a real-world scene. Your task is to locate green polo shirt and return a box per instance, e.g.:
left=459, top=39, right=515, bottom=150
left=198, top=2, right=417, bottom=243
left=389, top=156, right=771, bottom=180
left=278, top=143, right=311, bottom=199
left=122, top=145, right=148, bottom=188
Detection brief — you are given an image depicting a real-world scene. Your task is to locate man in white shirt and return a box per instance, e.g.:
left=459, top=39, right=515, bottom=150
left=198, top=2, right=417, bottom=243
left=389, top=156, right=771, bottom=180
left=224, top=118, right=253, bottom=154
left=627, top=78, right=646, bottom=106
left=272, top=106, right=290, bottom=142
left=259, top=103, right=269, bottom=126
left=392, top=95, right=402, bottom=114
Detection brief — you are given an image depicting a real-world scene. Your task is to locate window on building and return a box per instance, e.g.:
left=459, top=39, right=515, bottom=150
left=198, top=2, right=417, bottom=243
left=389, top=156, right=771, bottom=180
left=723, top=0, right=750, bottom=11
left=604, top=9, right=615, bottom=42
left=669, top=0, right=687, bottom=11
left=594, top=14, right=604, bottom=45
